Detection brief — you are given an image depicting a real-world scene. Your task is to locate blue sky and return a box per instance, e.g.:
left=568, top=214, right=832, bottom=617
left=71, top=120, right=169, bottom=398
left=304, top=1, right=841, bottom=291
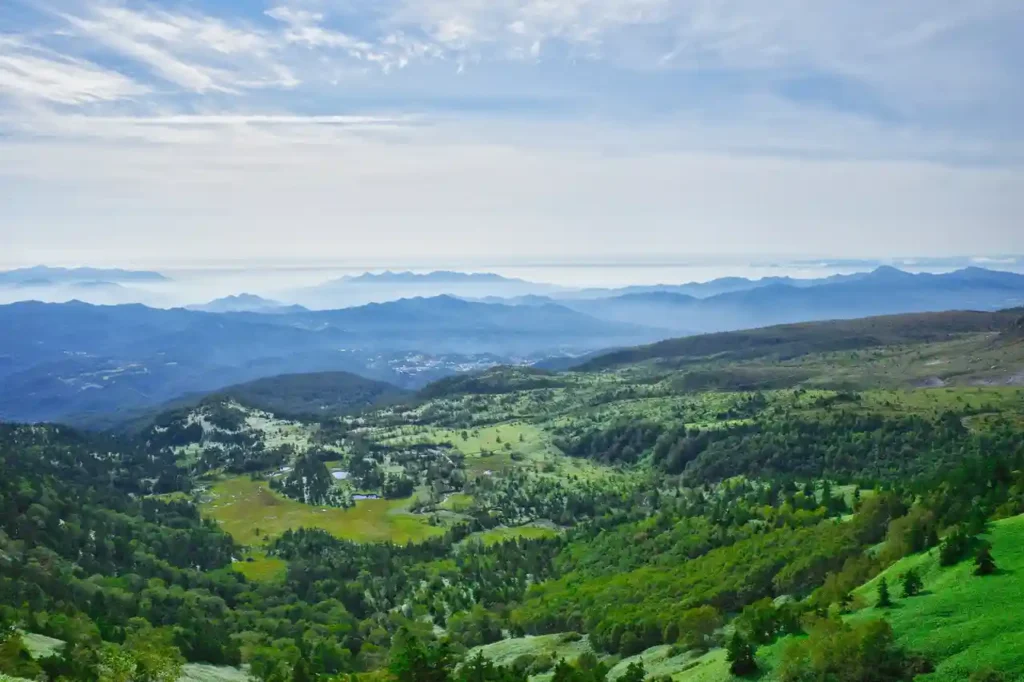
left=1, top=0, right=1022, bottom=266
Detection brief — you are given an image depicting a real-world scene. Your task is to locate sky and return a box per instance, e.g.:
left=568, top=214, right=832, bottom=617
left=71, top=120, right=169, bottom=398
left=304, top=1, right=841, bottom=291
left=1, top=0, right=1023, bottom=267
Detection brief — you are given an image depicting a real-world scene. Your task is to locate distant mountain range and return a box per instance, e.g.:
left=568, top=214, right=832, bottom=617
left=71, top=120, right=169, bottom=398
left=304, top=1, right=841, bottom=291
left=492, top=267, right=1024, bottom=334
left=0, top=265, right=168, bottom=285
left=0, top=296, right=656, bottom=424
left=5, top=264, right=1024, bottom=424
left=290, top=270, right=566, bottom=308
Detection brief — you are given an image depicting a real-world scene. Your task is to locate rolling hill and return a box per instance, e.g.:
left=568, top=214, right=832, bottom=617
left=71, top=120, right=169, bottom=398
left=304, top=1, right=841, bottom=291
left=205, top=371, right=408, bottom=417
left=578, top=309, right=1024, bottom=371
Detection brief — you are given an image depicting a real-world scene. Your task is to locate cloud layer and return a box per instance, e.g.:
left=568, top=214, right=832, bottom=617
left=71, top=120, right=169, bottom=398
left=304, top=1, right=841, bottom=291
left=1, top=0, right=1022, bottom=264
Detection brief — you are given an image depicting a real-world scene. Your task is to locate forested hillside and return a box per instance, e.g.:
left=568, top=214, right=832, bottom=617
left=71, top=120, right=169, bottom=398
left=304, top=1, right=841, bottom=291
left=578, top=308, right=1024, bottom=373
left=2, top=312, right=1024, bottom=682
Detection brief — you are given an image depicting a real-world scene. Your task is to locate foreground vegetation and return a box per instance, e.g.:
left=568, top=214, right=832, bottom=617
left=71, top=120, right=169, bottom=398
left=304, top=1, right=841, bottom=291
left=2, top=310, right=1024, bottom=682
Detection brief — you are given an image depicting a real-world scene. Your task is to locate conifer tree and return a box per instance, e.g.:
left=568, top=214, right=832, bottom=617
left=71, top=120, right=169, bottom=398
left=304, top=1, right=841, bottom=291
left=877, top=577, right=892, bottom=608
left=901, top=569, right=923, bottom=597
left=974, top=544, right=996, bottom=576
left=726, top=632, right=757, bottom=676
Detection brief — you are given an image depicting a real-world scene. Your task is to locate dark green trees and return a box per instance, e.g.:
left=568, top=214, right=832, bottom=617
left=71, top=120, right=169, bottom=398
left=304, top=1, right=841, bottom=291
left=777, top=618, right=924, bottom=682
left=974, top=544, right=997, bottom=576
left=0, top=628, right=43, bottom=680
left=901, top=569, right=923, bottom=597
left=939, top=527, right=972, bottom=566
left=389, top=629, right=453, bottom=682
left=877, top=577, right=892, bottom=608
left=619, top=661, right=646, bottom=682
left=726, top=632, right=757, bottom=676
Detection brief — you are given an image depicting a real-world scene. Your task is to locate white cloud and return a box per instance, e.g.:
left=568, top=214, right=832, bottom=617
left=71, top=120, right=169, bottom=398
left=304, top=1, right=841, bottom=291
left=1, top=0, right=1022, bottom=267
left=371, top=0, right=1023, bottom=110
left=59, top=3, right=297, bottom=92
left=2, top=119, right=1022, bottom=264
left=265, top=5, right=444, bottom=73
left=266, top=6, right=372, bottom=51
left=0, top=38, right=148, bottom=104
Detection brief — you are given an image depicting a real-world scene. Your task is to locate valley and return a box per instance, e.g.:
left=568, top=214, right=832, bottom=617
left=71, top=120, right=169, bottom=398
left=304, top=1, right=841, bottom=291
left=2, top=309, right=1024, bottom=682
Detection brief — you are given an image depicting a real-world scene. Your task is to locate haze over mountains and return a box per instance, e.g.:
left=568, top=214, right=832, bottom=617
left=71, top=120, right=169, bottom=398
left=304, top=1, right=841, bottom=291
left=3, top=262, right=1024, bottom=424
left=0, top=295, right=654, bottom=424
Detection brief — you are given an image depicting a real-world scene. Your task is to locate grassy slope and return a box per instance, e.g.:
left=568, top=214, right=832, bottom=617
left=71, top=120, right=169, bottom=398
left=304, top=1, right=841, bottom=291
left=471, top=524, right=561, bottom=546
left=470, top=635, right=719, bottom=682
left=671, top=514, right=1024, bottom=682
left=848, top=514, right=1024, bottom=682
left=471, top=634, right=595, bottom=668
left=20, top=633, right=63, bottom=659
left=19, top=633, right=247, bottom=682
left=371, top=421, right=621, bottom=481
left=200, top=476, right=443, bottom=545
left=480, top=514, right=1024, bottom=682
left=177, top=665, right=251, bottom=682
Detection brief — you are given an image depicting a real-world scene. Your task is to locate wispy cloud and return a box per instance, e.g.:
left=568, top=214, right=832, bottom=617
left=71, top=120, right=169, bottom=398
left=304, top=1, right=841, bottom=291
left=0, top=37, right=148, bottom=103
left=57, top=3, right=296, bottom=92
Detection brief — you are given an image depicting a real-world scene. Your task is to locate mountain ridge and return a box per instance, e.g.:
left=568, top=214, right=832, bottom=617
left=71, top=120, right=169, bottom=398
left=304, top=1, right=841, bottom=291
left=0, top=265, right=168, bottom=284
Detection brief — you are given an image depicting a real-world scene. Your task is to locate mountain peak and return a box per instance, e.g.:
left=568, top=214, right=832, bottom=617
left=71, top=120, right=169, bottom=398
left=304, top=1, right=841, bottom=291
left=188, top=293, right=304, bottom=314
left=869, top=265, right=915, bottom=279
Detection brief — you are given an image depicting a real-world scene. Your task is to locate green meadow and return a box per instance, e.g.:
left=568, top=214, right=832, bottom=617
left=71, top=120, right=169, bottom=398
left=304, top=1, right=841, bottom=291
left=200, top=476, right=443, bottom=545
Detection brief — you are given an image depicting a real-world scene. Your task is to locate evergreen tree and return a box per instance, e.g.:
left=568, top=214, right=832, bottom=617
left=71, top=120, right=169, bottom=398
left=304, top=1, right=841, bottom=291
left=726, top=632, right=757, bottom=676
left=877, top=577, right=892, bottom=608
left=901, top=569, right=923, bottom=597
left=974, top=544, right=996, bottom=576
left=620, top=661, right=646, bottom=682
left=291, top=659, right=312, bottom=682
left=388, top=629, right=452, bottom=682
left=939, top=527, right=972, bottom=566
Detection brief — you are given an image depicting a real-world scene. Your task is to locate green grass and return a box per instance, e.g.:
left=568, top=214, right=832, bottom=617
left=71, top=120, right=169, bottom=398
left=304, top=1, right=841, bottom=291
left=846, top=514, right=1024, bottom=682
left=858, top=387, right=1024, bottom=418
left=471, top=524, right=561, bottom=546
left=371, top=420, right=628, bottom=483
left=471, top=634, right=727, bottom=682
left=232, top=550, right=287, bottom=581
left=438, top=493, right=474, bottom=512
left=664, top=515, right=1024, bottom=682
left=200, top=476, right=443, bottom=545
left=470, top=633, right=595, bottom=668
left=178, top=665, right=251, bottom=682
left=376, top=422, right=558, bottom=472
left=20, top=632, right=63, bottom=659
left=607, top=645, right=714, bottom=681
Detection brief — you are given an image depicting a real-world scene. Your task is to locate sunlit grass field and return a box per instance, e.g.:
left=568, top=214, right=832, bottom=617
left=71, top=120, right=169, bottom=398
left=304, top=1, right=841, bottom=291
left=471, top=524, right=561, bottom=546
left=231, top=549, right=288, bottom=581
left=848, top=514, right=1024, bottom=682
left=200, top=476, right=443, bottom=545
